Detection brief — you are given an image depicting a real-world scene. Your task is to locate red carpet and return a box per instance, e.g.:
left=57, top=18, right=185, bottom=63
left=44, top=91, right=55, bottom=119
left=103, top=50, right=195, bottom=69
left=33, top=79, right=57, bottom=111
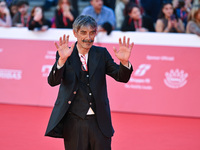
left=1, top=104, right=200, bottom=150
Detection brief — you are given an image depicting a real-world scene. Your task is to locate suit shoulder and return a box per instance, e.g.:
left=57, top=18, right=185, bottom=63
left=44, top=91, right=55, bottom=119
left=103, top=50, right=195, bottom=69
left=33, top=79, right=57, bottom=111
left=92, top=45, right=107, bottom=51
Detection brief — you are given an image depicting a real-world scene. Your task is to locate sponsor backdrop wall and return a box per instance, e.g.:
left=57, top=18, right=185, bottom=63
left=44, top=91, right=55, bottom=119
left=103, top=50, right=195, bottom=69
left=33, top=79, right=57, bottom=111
left=0, top=28, right=200, bottom=117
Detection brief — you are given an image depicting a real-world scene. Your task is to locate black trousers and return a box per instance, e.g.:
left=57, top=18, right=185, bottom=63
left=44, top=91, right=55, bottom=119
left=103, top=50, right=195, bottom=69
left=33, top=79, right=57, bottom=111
left=63, top=112, right=111, bottom=150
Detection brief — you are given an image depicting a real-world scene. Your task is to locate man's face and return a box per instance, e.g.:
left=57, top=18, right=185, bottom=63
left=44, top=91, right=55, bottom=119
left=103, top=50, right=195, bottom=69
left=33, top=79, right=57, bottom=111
left=18, top=4, right=29, bottom=15
left=73, top=26, right=97, bottom=50
left=90, top=0, right=103, bottom=11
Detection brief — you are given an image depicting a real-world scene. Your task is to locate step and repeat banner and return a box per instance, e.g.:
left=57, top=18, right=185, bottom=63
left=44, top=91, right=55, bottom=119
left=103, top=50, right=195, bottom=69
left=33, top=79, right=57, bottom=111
left=0, top=27, right=200, bottom=117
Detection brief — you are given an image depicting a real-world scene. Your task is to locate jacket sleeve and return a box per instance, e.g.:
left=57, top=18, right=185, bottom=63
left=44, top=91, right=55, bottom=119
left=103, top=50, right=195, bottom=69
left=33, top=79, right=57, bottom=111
left=48, top=51, right=65, bottom=86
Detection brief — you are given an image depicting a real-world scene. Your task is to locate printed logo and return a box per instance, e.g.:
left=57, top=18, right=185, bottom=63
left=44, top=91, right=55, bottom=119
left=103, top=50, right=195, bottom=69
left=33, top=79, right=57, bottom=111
left=0, top=69, right=22, bottom=80
left=134, top=64, right=151, bottom=76
left=42, top=65, right=52, bottom=77
left=45, top=51, right=56, bottom=59
left=146, top=55, right=175, bottom=61
left=125, top=64, right=152, bottom=90
left=164, top=69, right=188, bottom=89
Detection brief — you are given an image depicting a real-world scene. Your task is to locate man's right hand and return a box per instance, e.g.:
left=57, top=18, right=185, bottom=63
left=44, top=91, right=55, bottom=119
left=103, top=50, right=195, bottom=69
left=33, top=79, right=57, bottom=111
left=55, top=35, right=74, bottom=67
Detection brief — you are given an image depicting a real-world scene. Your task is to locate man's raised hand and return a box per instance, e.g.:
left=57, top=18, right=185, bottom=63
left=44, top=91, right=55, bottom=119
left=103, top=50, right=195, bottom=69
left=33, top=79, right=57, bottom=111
left=113, top=36, right=134, bottom=67
left=55, top=34, right=74, bottom=66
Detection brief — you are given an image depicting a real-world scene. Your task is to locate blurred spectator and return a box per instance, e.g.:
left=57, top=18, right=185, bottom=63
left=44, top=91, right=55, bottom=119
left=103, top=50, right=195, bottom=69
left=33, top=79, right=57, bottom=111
left=43, top=0, right=58, bottom=11
left=175, top=0, right=188, bottom=28
left=185, top=0, right=193, bottom=12
left=52, top=0, right=77, bottom=28
left=28, top=6, right=51, bottom=31
left=9, top=0, right=18, bottom=18
left=0, top=0, right=11, bottom=27
left=172, top=0, right=179, bottom=8
left=115, top=0, right=130, bottom=30
left=140, top=0, right=163, bottom=23
left=186, top=6, right=200, bottom=36
left=155, top=2, right=185, bottom=33
left=121, top=2, right=155, bottom=32
left=12, top=0, right=30, bottom=27
left=81, top=0, right=116, bottom=35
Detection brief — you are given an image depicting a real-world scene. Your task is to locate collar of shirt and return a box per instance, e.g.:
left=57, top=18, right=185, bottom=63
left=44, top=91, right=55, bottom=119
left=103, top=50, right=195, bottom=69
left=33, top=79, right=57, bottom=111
left=78, top=53, right=88, bottom=64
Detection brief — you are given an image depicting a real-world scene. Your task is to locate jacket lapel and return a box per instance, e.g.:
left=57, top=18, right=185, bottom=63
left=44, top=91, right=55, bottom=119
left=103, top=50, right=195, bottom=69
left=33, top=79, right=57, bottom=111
left=88, top=46, right=101, bottom=81
left=68, top=44, right=81, bottom=79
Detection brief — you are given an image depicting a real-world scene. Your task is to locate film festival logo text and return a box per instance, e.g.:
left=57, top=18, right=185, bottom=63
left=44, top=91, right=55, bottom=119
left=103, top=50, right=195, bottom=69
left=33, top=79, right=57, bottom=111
left=41, top=65, right=52, bottom=77
left=0, top=69, right=22, bottom=80
left=164, top=69, right=188, bottom=89
left=125, top=64, right=152, bottom=90
left=45, top=51, right=56, bottom=59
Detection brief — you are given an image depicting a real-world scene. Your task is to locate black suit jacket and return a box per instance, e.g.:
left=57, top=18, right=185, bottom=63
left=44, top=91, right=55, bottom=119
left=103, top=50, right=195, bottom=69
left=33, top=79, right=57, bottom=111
left=45, top=44, right=133, bottom=138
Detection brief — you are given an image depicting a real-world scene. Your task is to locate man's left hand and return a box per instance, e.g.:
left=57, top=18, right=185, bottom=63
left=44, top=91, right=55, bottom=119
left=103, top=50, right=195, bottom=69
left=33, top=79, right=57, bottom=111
left=113, top=36, right=134, bottom=67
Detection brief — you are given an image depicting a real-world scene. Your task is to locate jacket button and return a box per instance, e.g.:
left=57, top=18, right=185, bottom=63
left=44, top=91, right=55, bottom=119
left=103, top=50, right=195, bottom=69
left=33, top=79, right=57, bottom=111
left=73, top=91, right=76, bottom=94
left=89, top=93, right=92, bottom=96
left=53, top=70, right=55, bottom=74
left=68, top=101, right=71, bottom=104
left=89, top=102, right=92, bottom=105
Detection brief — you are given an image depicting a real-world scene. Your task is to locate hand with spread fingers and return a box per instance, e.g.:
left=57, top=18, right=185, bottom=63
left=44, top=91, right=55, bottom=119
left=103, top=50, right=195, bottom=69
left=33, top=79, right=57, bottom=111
left=55, top=34, right=75, bottom=66
left=113, top=36, right=134, bottom=67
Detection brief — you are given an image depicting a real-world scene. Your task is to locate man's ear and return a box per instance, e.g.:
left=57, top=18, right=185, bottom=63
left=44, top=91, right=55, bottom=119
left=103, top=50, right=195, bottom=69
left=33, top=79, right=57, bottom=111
left=73, top=29, right=77, bottom=38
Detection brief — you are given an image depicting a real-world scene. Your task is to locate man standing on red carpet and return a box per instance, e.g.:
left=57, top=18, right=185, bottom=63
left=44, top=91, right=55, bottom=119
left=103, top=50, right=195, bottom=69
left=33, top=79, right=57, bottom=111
left=45, top=15, right=133, bottom=150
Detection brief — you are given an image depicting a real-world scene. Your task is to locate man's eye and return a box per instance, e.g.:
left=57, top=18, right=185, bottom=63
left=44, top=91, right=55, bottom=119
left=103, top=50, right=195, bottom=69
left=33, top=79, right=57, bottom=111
left=80, top=31, right=86, bottom=35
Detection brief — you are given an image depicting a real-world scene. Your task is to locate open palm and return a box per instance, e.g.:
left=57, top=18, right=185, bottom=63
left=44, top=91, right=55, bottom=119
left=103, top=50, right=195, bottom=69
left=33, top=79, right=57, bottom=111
left=55, top=34, right=74, bottom=62
left=113, top=36, right=134, bottom=66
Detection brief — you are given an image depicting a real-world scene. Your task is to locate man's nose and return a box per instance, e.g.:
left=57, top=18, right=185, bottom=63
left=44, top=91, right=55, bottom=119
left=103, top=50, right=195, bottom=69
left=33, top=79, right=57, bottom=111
left=86, top=33, right=92, bottom=39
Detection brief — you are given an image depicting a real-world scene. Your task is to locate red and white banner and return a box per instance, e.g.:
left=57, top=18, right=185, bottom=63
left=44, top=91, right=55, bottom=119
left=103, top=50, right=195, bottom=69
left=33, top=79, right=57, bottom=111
left=0, top=27, right=200, bottom=117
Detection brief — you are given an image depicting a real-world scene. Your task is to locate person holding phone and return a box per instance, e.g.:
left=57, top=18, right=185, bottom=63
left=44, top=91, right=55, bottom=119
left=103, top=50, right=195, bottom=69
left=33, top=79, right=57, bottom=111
left=155, top=2, right=185, bottom=33
left=28, top=6, right=51, bottom=31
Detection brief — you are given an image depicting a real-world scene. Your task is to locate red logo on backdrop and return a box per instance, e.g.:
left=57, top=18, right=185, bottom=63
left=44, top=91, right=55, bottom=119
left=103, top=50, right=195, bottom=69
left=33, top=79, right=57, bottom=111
left=164, top=69, right=188, bottom=89
left=125, top=64, right=152, bottom=90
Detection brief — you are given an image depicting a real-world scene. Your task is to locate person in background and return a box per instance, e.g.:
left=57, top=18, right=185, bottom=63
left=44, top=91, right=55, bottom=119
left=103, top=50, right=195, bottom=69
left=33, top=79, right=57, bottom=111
left=8, top=0, right=18, bottom=18
left=12, top=0, right=30, bottom=27
left=81, top=0, right=116, bottom=35
left=155, top=2, right=185, bottom=33
left=28, top=6, right=51, bottom=31
left=0, top=0, right=11, bottom=27
left=186, top=6, right=200, bottom=36
left=115, top=0, right=130, bottom=30
left=53, top=0, right=77, bottom=28
left=175, top=0, right=188, bottom=28
left=121, top=2, right=155, bottom=32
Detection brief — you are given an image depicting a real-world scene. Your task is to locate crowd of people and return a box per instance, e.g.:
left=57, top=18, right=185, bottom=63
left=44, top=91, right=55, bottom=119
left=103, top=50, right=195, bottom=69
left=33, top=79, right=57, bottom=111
left=0, top=0, right=200, bottom=36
